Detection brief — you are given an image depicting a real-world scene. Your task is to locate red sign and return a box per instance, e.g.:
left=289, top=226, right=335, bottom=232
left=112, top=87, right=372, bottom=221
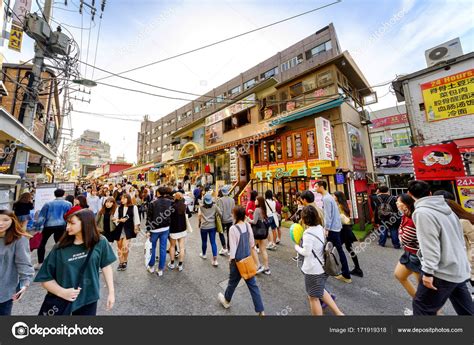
left=411, top=142, right=465, bottom=180
left=286, top=101, right=296, bottom=112
left=371, top=114, right=408, bottom=128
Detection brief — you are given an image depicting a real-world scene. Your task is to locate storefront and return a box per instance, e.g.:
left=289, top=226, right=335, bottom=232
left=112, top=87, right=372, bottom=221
left=121, top=162, right=155, bottom=186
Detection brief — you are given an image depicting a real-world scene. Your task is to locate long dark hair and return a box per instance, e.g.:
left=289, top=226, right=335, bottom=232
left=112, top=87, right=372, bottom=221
left=334, top=191, right=350, bottom=217
left=0, top=210, right=31, bottom=245
left=59, top=209, right=100, bottom=250
left=398, top=193, right=415, bottom=217
left=76, top=195, right=89, bottom=208
left=99, top=197, right=117, bottom=216
left=447, top=199, right=474, bottom=225
left=256, top=196, right=267, bottom=219
left=250, top=190, right=258, bottom=202
left=265, top=190, right=273, bottom=200
left=121, top=194, right=133, bottom=207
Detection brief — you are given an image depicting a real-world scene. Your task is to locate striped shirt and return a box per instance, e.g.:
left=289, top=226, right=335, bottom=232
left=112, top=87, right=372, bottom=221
left=399, top=215, right=418, bottom=255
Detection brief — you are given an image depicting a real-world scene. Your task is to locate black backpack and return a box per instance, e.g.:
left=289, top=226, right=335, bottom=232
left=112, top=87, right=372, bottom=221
left=376, top=195, right=396, bottom=219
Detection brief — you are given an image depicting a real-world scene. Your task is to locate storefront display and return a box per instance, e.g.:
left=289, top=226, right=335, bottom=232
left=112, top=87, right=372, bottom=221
left=347, top=123, right=367, bottom=171
left=411, top=142, right=465, bottom=180
left=456, top=176, right=474, bottom=214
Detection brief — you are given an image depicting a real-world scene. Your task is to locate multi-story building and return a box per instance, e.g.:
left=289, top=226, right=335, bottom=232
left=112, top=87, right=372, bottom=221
left=392, top=49, right=473, bottom=212
left=0, top=63, right=61, bottom=184
left=65, top=130, right=112, bottom=178
left=368, top=105, right=414, bottom=194
left=138, top=23, right=377, bottom=223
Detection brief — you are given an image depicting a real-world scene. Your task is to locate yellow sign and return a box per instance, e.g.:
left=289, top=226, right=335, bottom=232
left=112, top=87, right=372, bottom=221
left=421, top=69, right=474, bottom=122
left=307, top=159, right=333, bottom=169
left=456, top=177, right=474, bottom=214
left=286, top=161, right=306, bottom=171
left=8, top=24, right=24, bottom=52
left=268, top=163, right=285, bottom=172
left=253, top=164, right=268, bottom=173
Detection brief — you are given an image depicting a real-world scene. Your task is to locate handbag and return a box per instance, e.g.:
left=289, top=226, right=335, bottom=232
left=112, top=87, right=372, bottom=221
left=38, top=245, right=95, bottom=316
left=340, top=213, right=351, bottom=225
left=186, top=215, right=194, bottom=233
left=235, top=224, right=257, bottom=280
left=215, top=212, right=224, bottom=234
left=265, top=200, right=280, bottom=228
left=251, top=219, right=268, bottom=240
left=29, top=232, right=43, bottom=251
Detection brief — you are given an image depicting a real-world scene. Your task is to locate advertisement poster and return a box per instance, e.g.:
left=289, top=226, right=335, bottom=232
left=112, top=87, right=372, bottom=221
left=205, top=122, right=223, bottom=146
left=347, top=123, right=367, bottom=172
left=371, top=113, right=408, bottom=128
left=411, top=142, right=465, bottom=180
left=456, top=177, right=474, bottom=214
left=315, top=117, right=335, bottom=161
left=421, top=69, right=474, bottom=122
left=34, top=185, right=57, bottom=212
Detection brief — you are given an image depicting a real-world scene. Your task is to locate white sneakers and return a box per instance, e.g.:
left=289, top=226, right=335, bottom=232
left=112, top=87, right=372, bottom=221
left=256, top=265, right=265, bottom=274
left=146, top=266, right=155, bottom=274
left=33, top=263, right=42, bottom=270
left=219, top=248, right=229, bottom=256
left=156, top=270, right=163, bottom=277
left=218, top=292, right=231, bottom=309
left=199, top=253, right=207, bottom=260
left=167, top=262, right=176, bottom=270
left=212, top=260, right=219, bottom=267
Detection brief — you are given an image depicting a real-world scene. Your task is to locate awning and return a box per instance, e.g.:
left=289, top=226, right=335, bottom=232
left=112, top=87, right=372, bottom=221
left=121, top=162, right=155, bottom=175
left=454, top=137, right=474, bottom=153
left=0, top=107, right=56, bottom=161
left=194, top=129, right=277, bottom=157
left=169, top=157, right=195, bottom=166
left=269, top=97, right=344, bottom=126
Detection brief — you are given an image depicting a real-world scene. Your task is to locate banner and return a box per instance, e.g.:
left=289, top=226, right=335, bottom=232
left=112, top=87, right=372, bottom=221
left=421, top=69, right=474, bottom=122
left=315, top=117, right=335, bottom=161
left=347, top=123, right=367, bottom=172
left=456, top=176, right=474, bottom=214
left=8, top=24, right=24, bottom=52
left=205, top=122, right=223, bottom=146
left=12, top=0, right=32, bottom=26
left=411, top=142, right=465, bottom=180
left=371, top=113, right=408, bottom=128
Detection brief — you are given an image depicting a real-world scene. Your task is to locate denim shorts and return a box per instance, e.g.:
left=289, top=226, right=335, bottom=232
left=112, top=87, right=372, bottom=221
left=399, top=251, right=422, bottom=273
left=267, top=216, right=278, bottom=230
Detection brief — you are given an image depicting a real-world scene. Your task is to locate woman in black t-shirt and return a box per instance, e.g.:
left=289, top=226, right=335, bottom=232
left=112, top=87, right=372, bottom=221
left=13, top=193, right=34, bottom=230
left=96, top=197, right=117, bottom=243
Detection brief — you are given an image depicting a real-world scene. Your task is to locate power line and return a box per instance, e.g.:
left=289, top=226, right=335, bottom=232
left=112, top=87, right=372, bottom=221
left=71, top=109, right=149, bottom=117
left=70, top=109, right=142, bottom=122
left=92, top=1, right=342, bottom=82
left=91, top=13, right=103, bottom=80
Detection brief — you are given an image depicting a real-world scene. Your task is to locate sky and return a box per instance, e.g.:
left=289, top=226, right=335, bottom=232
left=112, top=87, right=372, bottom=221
left=3, top=0, right=474, bottom=164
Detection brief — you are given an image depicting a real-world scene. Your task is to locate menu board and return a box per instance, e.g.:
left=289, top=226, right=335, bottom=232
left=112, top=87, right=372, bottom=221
left=34, top=184, right=57, bottom=212
left=276, top=138, right=283, bottom=160
left=286, top=136, right=293, bottom=159
left=306, top=130, right=316, bottom=157
left=229, top=148, right=238, bottom=182
left=294, top=133, right=303, bottom=159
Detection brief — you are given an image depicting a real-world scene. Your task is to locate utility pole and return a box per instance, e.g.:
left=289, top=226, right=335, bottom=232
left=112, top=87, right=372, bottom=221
left=11, top=0, right=54, bottom=188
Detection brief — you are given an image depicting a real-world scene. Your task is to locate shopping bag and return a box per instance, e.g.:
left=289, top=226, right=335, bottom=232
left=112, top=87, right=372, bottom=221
left=215, top=213, right=224, bottom=234
left=144, top=238, right=152, bottom=268
left=186, top=216, right=193, bottom=233
left=29, top=232, right=43, bottom=251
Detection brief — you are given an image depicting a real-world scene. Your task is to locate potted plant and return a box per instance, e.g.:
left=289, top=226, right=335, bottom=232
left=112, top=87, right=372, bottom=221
left=281, top=206, right=290, bottom=220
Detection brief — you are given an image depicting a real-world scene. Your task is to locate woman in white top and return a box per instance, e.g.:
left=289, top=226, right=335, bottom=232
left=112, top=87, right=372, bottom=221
left=294, top=206, right=343, bottom=316
left=264, top=190, right=278, bottom=251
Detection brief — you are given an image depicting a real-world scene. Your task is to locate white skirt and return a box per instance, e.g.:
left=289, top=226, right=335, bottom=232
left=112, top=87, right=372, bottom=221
left=170, top=231, right=187, bottom=240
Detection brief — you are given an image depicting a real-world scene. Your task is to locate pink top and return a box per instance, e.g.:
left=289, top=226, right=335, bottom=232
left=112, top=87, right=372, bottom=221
left=246, top=200, right=256, bottom=220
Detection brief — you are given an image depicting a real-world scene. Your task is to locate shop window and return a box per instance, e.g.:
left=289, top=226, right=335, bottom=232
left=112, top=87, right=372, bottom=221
left=276, top=137, right=283, bottom=161
left=223, top=110, right=250, bottom=132
left=289, top=82, right=303, bottom=98
left=216, top=94, right=225, bottom=103
left=260, top=66, right=278, bottom=80
left=302, top=75, right=316, bottom=93
left=294, top=132, right=304, bottom=159
left=268, top=140, right=277, bottom=163
left=260, top=93, right=278, bottom=120
left=317, top=70, right=333, bottom=87
left=391, top=128, right=412, bottom=147
left=279, top=90, right=288, bottom=113
left=261, top=140, right=269, bottom=162
left=229, top=85, right=241, bottom=96
left=370, top=133, right=386, bottom=149
left=306, top=130, right=317, bottom=157
left=194, top=105, right=201, bottom=114
left=286, top=135, right=294, bottom=159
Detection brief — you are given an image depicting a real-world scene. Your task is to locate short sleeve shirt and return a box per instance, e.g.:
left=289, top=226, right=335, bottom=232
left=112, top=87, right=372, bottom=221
left=34, top=236, right=116, bottom=311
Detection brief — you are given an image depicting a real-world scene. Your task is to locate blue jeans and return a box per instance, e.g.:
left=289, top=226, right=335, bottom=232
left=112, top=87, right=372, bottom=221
left=327, top=230, right=351, bottom=279
left=148, top=230, right=169, bottom=270
left=378, top=224, right=401, bottom=248
left=225, top=261, right=264, bottom=313
left=0, top=299, right=13, bottom=315
left=201, top=228, right=217, bottom=257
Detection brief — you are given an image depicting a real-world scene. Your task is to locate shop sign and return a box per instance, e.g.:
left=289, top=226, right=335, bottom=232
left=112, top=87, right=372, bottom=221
left=229, top=148, right=238, bottom=182
left=205, top=122, right=223, bottom=146
left=411, top=142, right=465, bottom=180
left=268, top=163, right=286, bottom=172
left=264, top=108, right=273, bottom=119
left=307, top=159, right=333, bottom=169
left=347, top=123, right=367, bottom=172
left=286, top=101, right=296, bottom=112
left=205, top=94, right=256, bottom=126
left=253, top=164, right=268, bottom=173
left=255, top=164, right=322, bottom=181
left=421, top=69, right=474, bottom=122
left=375, top=153, right=413, bottom=169
left=8, top=24, right=24, bottom=52
left=315, top=117, right=335, bottom=161
left=335, top=173, right=345, bottom=184
left=371, top=114, right=408, bottom=128
left=456, top=177, right=474, bottom=214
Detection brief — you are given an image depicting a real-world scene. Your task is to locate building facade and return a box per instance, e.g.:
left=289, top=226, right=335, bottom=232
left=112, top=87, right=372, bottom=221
left=368, top=105, right=414, bottom=194
left=65, top=130, right=112, bottom=178
left=392, top=52, right=474, bottom=213
left=138, top=23, right=377, bottom=223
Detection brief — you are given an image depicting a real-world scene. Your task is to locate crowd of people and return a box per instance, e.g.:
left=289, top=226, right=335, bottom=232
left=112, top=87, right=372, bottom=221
left=0, top=178, right=472, bottom=316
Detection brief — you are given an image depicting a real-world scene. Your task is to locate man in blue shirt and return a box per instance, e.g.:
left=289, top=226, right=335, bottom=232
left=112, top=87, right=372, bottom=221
left=316, top=181, right=351, bottom=283
left=34, top=189, right=72, bottom=269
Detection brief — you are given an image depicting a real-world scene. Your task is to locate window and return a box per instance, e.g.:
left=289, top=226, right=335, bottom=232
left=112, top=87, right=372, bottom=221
left=391, top=128, right=412, bottom=147
left=216, top=94, right=225, bottom=103
left=151, top=149, right=154, bottom=154
left=204, top=100, right=213, bottom=108
left=306, top=130, right=317, bottom=157
left=268, top=140, right=276, bottom=162
left=294, top=133, right=304, bottom=159
left=286, top=135, right=293, bottom=159
left=289, top=82, right=303, bottom=98
left=152, top=138, right=156, bottom=143
left=370, top=133, right=386, bottom=149
left=194, top=105, right=201, bottom=113
left=228, top=85, right=241, bottom=96
left=276, top=138, right=283, bottom=160
left=281, top=54, right=303, bottom=72
left=243, top=77, right=257, bottom=90
left=260, top=67, right=278, bottom=80
left=317, top=70, right=333, bottom=87
left=223, top=110, right=250, bottom=132
left=157, top=147, right=161, bottom=151
left=158, top=137, right=161, bottom=141
left=164, top=133, right=168, bottom=138
left=260, top=93, right=278, bottom=120
left=305, top=40, right=333, bottom=59
left=158, top=125, right=162, bottom=130
left=302, top=76, right=316, bottom=92
left=279, top=90, right=288, bottom=113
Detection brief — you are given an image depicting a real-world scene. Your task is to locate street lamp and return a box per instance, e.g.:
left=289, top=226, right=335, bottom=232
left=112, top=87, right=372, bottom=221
left=72, top=78, right=97, bottom=87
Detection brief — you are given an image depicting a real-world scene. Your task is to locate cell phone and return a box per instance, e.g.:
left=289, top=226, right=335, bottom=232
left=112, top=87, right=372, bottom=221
left=123, top=215, right=130, bottom=220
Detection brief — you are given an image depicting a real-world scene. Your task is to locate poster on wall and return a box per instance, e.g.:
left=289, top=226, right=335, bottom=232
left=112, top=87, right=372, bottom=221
left=205, top=122, right=223, bottom=146
left=456, top=177, right=474, bottom=214
left=315, top=117, right=335, bottom=161
left=347, top=123, right=367, bottom=172
left=421, top=69, right=474, bottom=122
left=411, top=142, right=465, bottom=180
left=34, top=184, right=58, bottom=212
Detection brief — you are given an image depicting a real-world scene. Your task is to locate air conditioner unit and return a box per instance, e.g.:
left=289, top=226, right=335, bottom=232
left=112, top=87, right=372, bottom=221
left=358, top=109, right=369, bottom=121
left=425, top=38, right=463, bottom=67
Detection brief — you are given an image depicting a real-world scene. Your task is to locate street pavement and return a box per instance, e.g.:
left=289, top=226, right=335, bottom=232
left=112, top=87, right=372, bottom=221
left=13, top=215, right=459, bottom=316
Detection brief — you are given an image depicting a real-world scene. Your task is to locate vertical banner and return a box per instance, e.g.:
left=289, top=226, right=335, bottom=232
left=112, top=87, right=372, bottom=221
left=456, top=177, right=474, bottom=214
left=315, top=117, right=335, bottom=161
left=347, top=123, right=367, bottom=172
left=9, top=0, right=33, bottom=52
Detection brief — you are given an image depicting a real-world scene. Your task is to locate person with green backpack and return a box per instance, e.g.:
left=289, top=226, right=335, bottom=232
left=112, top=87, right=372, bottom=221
left=294, top=206, right=344, bottom=316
